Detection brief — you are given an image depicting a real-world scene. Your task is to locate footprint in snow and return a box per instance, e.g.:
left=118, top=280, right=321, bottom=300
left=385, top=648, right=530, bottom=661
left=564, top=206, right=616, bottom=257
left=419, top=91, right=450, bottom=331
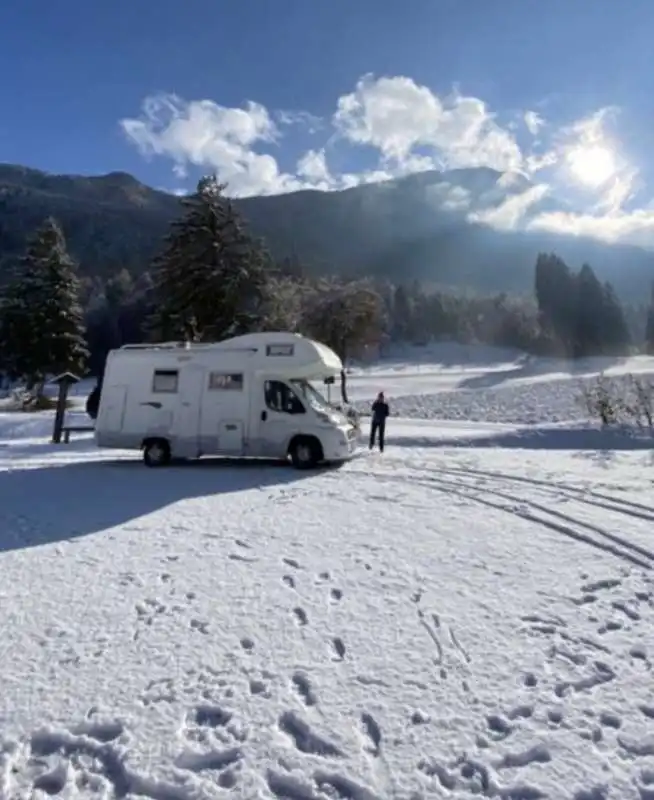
left=14, top=719, right=127, bottom=798
left=332, top=638, right=346, bottom=660
left=189, top=618, right=209, bottom=635
left=228, top=552, right=258, bottom=563
left=192, top=703, right=233, bottom=729
left=292, top=672, right=318, bottom=707
left=278, top=711, right=343, bottom=757
left=599, top=711, right=621, bottom=729
left=293, top=607, right=309, bottom=627
left=249, top=678, right=269, bottom=696
left=522, top=672, right=538, bottom=688
left=494, top=743, right=551, bottom=770
left=174, top=746, right=243, bottom=775
left=360, top=713, right=382, bottom=756
left=177, top=706, right=244, bottom=786
left=547, top=708, right=564, bottom=726
left=133, top=598, right=167, bottom=639
left=486, top=714, right=513, bottom=741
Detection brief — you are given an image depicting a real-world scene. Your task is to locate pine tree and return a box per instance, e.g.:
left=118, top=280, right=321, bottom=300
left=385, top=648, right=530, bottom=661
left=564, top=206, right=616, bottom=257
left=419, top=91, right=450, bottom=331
left=599, top=281, right=631, bottom=355
left=148, top=175, right=271, bottom=342
left=392, top=285, right=412, bottom=341
left=574, top=263, right=606, bottom=357
left=0, top=218, right=88, bottom=390
left=534, top=252, right=577, bottom=354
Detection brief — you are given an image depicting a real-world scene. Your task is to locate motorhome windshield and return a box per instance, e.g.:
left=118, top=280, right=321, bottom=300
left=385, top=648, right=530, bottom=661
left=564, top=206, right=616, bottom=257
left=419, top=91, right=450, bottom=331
left=291, top=380, right=346, bottom=421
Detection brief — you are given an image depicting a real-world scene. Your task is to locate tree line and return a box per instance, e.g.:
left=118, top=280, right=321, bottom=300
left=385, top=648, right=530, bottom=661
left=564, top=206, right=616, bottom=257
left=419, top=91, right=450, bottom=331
left=2, top=174, right=654, bottom=395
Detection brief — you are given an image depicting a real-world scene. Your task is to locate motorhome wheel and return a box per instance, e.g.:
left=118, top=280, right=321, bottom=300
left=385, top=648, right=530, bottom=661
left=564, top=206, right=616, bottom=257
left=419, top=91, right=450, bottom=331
left=143, top=439, right=171, bottom=467
left=289, top=436, right=321, bottom=469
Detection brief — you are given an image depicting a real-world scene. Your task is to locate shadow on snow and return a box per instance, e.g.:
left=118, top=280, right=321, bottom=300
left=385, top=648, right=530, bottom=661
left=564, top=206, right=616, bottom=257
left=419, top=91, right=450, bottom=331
left=388, top=425, right=654, bottom=451
left=0, top=456, right=314, bottom=554
left=456, top=355, right=628, bottom=392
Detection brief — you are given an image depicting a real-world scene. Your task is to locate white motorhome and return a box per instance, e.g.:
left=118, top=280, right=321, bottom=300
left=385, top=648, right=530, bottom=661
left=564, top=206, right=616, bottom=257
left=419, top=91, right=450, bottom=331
left=95, top=332, right=359, bottom=468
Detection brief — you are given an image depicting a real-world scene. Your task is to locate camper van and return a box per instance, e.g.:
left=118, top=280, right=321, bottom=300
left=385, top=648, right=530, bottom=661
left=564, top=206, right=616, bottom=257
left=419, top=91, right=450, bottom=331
left=94, top=332, right=359, bottom=468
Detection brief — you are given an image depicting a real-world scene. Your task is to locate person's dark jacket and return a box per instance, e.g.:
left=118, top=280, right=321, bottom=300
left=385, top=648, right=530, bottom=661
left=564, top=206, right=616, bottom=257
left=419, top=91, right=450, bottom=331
left=371, top=399, right=390, bottom=423
left=86, top=384, right=101, bottom=420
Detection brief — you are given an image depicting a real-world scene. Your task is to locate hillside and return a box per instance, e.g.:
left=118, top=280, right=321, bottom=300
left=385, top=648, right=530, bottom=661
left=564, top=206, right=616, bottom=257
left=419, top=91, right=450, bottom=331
left=1, top=162, right=654, bottom=299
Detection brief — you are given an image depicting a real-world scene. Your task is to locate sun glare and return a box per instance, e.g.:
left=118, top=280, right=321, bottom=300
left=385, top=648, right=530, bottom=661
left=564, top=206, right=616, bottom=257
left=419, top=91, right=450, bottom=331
left=567, top=144, right=616, bottom=188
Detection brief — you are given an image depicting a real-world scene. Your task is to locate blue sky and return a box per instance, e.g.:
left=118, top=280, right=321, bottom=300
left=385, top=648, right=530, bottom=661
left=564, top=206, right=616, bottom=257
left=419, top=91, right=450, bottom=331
left=2, top=0, right=654, bottom=245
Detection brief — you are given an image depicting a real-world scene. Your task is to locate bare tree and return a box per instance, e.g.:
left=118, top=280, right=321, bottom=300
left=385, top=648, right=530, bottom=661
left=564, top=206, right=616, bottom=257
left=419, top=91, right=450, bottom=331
left=300, top=277, right=385, bottom=402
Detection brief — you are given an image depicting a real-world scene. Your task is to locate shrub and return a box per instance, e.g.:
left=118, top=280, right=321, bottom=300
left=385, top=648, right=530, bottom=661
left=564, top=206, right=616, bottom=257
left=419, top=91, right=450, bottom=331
left=581, top=373, right=654, bottom=429
left=0, top=388, right=73, bottom=413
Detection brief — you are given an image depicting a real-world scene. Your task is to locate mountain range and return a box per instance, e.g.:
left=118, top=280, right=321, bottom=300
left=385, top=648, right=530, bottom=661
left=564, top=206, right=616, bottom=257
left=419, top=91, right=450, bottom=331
left=0, top=162, right=652, bottom=301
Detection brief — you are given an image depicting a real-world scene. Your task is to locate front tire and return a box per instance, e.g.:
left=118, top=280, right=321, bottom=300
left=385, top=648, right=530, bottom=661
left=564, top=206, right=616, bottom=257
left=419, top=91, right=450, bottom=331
left=289, top=436, right=322, bottom=469
left=143, top=438, right=171, bottom=468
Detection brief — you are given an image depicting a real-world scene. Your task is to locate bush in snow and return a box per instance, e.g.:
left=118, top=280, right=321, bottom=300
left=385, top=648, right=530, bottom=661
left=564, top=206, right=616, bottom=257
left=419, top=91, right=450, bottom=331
left=581, top=373, right=654, bottom=429
left=0, top=387, right=73, bottom=413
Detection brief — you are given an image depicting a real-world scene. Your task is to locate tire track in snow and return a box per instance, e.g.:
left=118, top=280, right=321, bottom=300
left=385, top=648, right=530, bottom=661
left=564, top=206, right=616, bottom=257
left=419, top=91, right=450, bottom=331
left=400, top=460, right=654, bottom=524
left=424, top=469, right=654, bottom=566
left=343, top=466, right=654, bottom=570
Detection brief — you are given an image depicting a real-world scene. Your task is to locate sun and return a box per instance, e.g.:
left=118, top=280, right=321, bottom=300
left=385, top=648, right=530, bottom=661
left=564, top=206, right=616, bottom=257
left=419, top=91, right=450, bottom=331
left=567, top=144, right=616, bottom=188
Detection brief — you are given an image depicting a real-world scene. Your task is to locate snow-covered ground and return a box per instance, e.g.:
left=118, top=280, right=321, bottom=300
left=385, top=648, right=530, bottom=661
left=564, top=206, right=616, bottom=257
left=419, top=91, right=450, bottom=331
left=2, top=343, right=654, bottom=799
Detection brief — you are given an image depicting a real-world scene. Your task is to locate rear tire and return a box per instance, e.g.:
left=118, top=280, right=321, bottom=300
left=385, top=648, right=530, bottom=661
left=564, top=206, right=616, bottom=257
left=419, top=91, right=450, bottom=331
left=289, top=436, right=322, bottom=469
left=143, top=438, right=171, bottom=468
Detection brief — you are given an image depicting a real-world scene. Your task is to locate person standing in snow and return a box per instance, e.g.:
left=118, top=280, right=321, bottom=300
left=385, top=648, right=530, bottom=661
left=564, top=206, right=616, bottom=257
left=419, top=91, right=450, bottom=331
left=369, top=391, right=390, bottom=452
left=86, top=382, right=101, bottom=420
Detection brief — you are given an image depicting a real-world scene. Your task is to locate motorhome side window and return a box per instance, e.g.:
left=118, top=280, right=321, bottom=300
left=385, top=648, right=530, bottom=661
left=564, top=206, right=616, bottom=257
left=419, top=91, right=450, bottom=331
left=208, top=372, right=243, bottom=391
left=264, top=380, right=305, bottom=414
left=152, top=369, right=179, bottom=393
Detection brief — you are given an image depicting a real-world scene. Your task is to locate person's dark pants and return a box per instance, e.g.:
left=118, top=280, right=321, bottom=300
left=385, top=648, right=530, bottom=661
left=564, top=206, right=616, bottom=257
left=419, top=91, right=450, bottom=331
left=369, top=419, right=386, bottom=451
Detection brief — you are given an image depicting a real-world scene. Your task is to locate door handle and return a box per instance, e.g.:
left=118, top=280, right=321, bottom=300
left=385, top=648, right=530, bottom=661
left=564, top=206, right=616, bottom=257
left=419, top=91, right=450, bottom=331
left=261, top=410, right=267, bottom=421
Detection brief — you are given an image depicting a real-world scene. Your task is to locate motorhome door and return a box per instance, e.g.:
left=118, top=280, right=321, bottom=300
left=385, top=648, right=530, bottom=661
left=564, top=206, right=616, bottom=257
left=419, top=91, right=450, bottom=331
left=171, top=363, right=205, bottom=457
left=255, top=378, right=306, bottom=457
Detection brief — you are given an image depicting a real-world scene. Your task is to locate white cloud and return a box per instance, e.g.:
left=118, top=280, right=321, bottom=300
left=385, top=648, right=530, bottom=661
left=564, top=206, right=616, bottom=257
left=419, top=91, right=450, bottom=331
left=440, top=185, right=472, bottom=212
left=524, top=111, right=545, bottom=136
left=524, top=151, right=558, bottom=174
left=496, top=172, right=526, bottom=190
left=595, top=169, right=638, bottom=215
left=120, top=93, right=303, bottom=197
left=527, top=207, right=654, bottom=248
left=332, top=74, right=523, bottom=173
left=120, top=76, right=654, bottom=248
left=520, top=107, right=654, bottom=244
left=469, top=184, right=550, bottom=231
left=296, top=149, right=331, bottom=186
left=424, top=182, right=471, bottom=212
left=158, top=186, right=189, bottom=197
left=276, top=109, right=323, bottom=134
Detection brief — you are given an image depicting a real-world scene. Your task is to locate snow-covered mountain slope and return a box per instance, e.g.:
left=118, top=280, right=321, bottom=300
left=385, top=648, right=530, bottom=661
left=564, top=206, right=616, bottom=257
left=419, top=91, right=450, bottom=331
left=1, top=345, right=654, bottom=799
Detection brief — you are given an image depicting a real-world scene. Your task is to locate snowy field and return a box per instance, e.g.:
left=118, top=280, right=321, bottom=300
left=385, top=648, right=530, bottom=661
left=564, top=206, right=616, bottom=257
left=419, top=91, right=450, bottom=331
left=2, top=344, right=654, bottom=799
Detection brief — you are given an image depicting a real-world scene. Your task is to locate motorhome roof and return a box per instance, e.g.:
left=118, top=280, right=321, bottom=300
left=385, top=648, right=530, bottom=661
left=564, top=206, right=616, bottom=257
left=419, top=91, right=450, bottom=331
left=117, top=332, right=343, bottom=379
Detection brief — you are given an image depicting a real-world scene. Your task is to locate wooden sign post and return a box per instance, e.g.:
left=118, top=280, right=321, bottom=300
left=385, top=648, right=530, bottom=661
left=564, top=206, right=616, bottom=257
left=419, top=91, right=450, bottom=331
left=50, top=372, right=80, bottom=444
